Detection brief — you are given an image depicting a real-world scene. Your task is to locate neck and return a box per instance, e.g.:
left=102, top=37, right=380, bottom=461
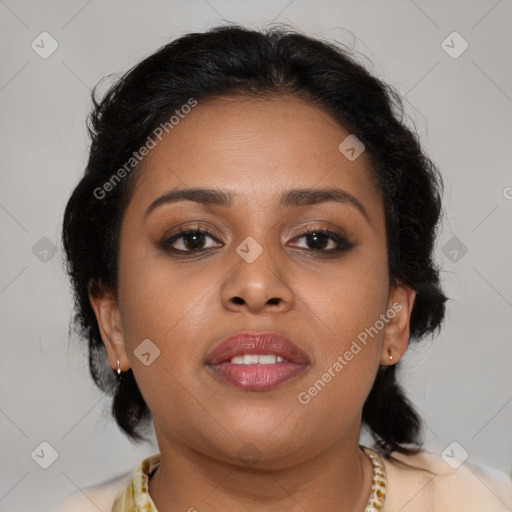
left=148, top=435, right=373, bottom=512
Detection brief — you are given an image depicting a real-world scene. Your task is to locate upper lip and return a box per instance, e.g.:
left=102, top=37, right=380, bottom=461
left=205, top=331, right=310, bottom=365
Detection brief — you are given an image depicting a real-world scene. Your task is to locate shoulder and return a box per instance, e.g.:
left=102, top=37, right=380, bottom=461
left=381, top=447, right=512, bottom=512
left=52, top=472, right=131, bottom=512
left=52, top=453, right=161, bottom=512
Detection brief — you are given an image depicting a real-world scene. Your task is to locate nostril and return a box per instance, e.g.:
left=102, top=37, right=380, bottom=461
left=232, top=297, right=244, bottom=305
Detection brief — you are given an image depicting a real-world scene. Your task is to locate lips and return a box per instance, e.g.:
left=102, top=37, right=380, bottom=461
left=205, top=332, right=310, bottom=365
left=205, top=332, right=310, bottom=391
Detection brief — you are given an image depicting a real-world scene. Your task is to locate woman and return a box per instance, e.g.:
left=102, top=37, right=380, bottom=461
left=57, top=24, right=512, bottom=511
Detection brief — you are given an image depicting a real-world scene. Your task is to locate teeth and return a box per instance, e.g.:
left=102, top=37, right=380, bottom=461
left=229, top=354, right=288, bottom=365
left=258, top=354, right=276, bottom=364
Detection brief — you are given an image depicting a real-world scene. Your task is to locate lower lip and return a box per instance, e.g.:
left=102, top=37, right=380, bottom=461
left=207, top=362, right=307, bottom=391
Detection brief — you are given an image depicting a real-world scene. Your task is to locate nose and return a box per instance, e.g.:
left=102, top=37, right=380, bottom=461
left=220, top=242, right=295, bottom=315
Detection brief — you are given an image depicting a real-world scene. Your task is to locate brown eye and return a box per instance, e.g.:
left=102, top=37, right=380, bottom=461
left=160, top=228, right=222, bottom=253
left=290, top=228, right=354, bottom=253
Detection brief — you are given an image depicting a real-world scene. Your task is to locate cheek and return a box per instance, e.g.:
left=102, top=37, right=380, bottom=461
left=116, top=236, right=209, bottom=371
left=301, top=251, right=389, bottom=346
left=295, top=263, right=388, bottom=414
left=116, top=253, right=209, bottom=422
left=293, top=250, right=388, bottom=411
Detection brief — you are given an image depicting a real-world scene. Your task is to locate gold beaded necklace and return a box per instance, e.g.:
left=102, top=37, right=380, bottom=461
left=113, top=445, right=387, bottom=511
left=360, top=445, right=387, bottom=511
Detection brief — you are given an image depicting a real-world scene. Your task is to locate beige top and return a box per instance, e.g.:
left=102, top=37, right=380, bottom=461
left=53, top=447, right=512, bottom=511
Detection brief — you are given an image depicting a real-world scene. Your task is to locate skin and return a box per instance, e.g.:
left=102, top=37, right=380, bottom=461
left=90, top=94, right=416, bottom=512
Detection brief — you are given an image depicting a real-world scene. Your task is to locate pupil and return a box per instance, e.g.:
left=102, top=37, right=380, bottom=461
left=185, top=232, right=204, bottom=250
left=308, top=232, right=328, bottom=250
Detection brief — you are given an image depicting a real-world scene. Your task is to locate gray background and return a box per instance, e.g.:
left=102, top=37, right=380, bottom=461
left=1, top=0, right=511, bottom=510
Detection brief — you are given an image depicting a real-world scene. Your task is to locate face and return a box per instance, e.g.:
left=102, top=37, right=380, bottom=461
left=91, top=94, right=415, bottom=468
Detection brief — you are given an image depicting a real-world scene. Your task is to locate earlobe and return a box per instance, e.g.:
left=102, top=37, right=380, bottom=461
left=88, top=279, right=130, bottom=373
left=380, top=284, right=416, bottom=365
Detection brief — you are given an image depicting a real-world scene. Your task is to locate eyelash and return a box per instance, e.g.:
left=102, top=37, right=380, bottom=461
left=160, top=225, right=354, bottom=256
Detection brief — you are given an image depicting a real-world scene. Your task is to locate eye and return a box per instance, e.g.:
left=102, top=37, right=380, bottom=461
left=160, top=226, right=354, bottom=255
left=160, top=227, right=222, bottom=253
left=290, top=227, right=354, bottom=253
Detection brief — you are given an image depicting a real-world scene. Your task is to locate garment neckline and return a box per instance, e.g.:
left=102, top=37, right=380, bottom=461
left=128, top=444, right=387, bottom=511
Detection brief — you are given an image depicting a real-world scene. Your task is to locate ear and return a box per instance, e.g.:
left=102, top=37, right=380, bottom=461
left=380, top=283, right=416, bottom=366
left=88, top=279, right=130, bottom=373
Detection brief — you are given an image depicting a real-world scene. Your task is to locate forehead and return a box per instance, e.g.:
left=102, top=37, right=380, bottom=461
left=125, top=94, right=383, bottom=221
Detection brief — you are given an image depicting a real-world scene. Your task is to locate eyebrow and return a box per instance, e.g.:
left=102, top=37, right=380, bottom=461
left=144, top=186, right=369, bottom=222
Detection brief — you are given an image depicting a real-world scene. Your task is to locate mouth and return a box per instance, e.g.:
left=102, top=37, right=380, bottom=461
left=205, top=331, right=310, bottom=391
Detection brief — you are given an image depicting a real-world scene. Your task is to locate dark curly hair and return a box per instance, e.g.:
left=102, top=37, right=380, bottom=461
left=61, top=23, right=447, bottom=457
